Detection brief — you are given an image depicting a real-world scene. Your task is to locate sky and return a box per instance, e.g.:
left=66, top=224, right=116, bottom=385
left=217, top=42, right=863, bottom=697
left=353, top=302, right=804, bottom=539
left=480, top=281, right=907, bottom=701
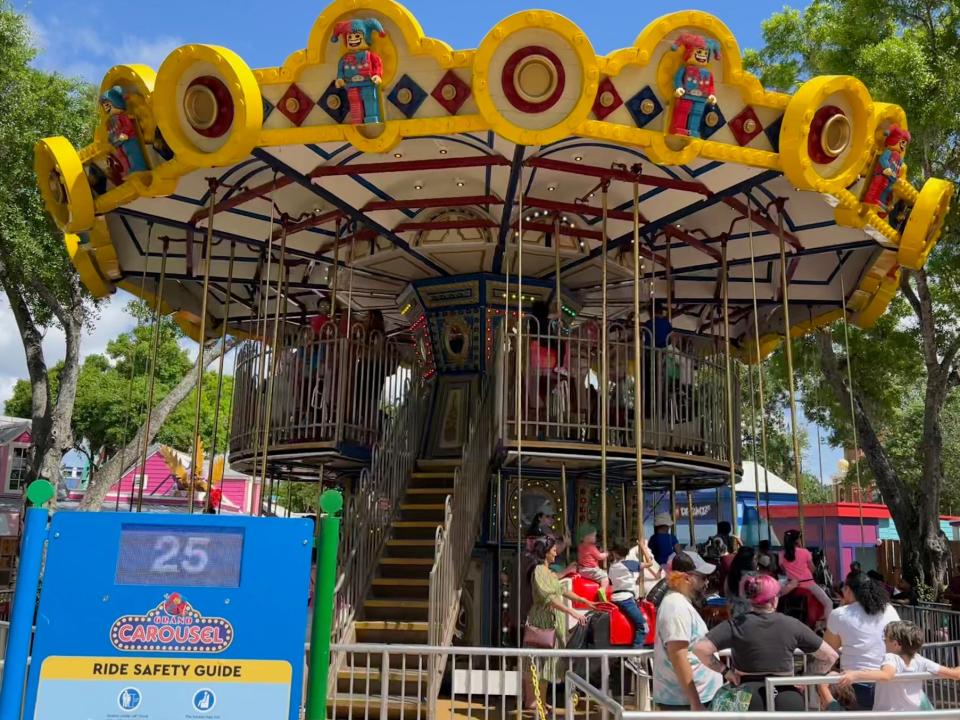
left=4, top=0, right=843, bottom=477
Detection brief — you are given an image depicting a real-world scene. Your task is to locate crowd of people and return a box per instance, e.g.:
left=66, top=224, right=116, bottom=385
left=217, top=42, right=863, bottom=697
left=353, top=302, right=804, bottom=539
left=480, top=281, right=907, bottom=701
left=517, top=513, right=960, bottom=713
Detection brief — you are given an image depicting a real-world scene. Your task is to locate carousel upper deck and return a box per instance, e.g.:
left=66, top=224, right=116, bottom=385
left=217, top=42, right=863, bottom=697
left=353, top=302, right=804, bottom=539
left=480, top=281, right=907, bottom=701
left=32, top=0, right=953, bottom=489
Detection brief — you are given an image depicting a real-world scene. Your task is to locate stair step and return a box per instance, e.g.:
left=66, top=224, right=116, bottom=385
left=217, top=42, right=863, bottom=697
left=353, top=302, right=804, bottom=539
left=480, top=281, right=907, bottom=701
left=399, top=503, right=447, bottom=521
left=377, top=558, right=433, bottom=579
left=362, top=598, right=429, bottom=622
left=379, top=558, right=434, bottom=565
left=384, top=539, right=436, bottom=558
left=406, top=487, right=454, bottom=495
left=391, top=521, right=440, bottom=540
left=370, top=578, right=430, bottom=599
left=354, top=620, right=428, bottom=644
left=334, top=667, right=429, bottom=696
left=328, top=694, right=423, bottom=719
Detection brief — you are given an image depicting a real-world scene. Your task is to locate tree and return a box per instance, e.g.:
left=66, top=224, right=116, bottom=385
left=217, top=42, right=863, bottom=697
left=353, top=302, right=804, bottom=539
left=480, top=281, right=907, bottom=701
left=0, top=1, right=97, bottom=492
left=5, top=302, right=236, bottom=506
left=747, top=0, right=960, bottom=592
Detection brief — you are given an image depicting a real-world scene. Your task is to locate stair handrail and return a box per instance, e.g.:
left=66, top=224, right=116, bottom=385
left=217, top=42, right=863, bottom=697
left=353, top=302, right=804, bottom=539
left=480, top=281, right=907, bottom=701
left=331, top=374, right=429, bottom=645
left=427, top=326, right=503, bottom=709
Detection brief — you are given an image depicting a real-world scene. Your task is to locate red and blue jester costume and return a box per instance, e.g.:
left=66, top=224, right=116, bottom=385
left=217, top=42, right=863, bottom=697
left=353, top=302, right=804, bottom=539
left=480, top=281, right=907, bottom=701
left=862, top=124, right=911, bottom=216
left=331, top=18, right=387, bottom=125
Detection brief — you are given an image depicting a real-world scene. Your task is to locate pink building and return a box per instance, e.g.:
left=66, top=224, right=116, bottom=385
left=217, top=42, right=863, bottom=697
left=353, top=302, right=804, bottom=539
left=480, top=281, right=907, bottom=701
left=67, top=444, right=262, bottom=514
left=0, top=416, right=31, bottom=500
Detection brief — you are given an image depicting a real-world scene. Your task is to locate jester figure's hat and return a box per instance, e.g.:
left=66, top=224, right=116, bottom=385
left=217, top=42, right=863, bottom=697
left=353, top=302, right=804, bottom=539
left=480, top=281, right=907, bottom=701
left=100, top=85, right=127, bottom=110
left=884, top=123, right=911, bottom=147
left=331, top=18, right=387, bottom=45
left=671, top=33, right=721, bottom=62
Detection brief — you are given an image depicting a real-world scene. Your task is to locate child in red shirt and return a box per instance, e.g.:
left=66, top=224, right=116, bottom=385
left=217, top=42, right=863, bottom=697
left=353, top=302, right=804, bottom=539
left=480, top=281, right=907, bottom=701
left=578, top=527, right=610, bottom=600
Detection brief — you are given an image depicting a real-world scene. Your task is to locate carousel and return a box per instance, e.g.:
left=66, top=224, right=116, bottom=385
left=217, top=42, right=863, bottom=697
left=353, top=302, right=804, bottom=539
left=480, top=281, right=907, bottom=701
left=35, top=0, right=952, bottom=714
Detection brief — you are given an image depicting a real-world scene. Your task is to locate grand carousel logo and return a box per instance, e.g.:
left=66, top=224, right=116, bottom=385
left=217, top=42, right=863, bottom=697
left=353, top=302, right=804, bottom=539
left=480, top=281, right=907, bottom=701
left=110, top=593, right=234, bottom=653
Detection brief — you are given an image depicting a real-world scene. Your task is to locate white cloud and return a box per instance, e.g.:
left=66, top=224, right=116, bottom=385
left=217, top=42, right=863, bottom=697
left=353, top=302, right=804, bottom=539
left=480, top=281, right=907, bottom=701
left=27, top=13, right=182, bottom=82
left=0, top=291, right=139, bottom=411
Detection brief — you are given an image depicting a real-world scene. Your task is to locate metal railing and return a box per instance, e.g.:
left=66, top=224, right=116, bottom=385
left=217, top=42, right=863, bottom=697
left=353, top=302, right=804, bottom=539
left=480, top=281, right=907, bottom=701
left=765, top=667, right=960, bottom=712
left=426, top=328, right=503, bottom=711
left=331, top=376, right=430, bottom=646
left=900, top=604, right=960, bottom=643
left=566, top=668, right=960, bottom=719
left=230, top=324, right=414, bottom=457
left=329, top=642, right=651, bottom=720
left=503, top=320, right=740, bottom=465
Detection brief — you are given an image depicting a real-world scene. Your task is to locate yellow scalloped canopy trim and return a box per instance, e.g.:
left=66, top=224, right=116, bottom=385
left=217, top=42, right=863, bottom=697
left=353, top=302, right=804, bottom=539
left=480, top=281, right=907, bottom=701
left=33, top=0, right=955, bottom=349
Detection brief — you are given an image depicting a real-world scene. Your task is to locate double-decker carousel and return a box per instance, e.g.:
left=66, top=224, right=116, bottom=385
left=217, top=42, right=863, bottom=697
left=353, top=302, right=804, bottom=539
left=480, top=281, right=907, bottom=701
left=35, top=0, right=951, bottom=651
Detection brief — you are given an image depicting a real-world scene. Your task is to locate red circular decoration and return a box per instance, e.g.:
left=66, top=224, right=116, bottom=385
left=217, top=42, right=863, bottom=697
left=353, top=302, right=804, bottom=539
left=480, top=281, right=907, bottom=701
left=808, top=105, right=847, bottom=164
left=501, top=46, right=566, bottom=114
left=184, top=76, right=234, bottom=139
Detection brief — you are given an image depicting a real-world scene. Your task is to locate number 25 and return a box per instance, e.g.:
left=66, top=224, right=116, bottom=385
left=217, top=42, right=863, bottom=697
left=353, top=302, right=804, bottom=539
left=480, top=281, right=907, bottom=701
left=152, top=535, right=210, bottom=573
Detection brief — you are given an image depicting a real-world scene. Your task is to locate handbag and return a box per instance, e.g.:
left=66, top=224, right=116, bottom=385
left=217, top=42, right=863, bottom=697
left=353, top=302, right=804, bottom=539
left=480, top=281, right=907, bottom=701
left=710, top=685, right=753, bottom=713
left=522, top=624, right=556, bottom=649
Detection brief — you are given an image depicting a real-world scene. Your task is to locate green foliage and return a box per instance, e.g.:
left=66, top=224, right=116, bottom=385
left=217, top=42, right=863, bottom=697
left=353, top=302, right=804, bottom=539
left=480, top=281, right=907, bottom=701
left=0, top=0, right=96, bottom=315
left=4, top=302, right=233, bottom=463
left=747, top=0, right=960, bottom=527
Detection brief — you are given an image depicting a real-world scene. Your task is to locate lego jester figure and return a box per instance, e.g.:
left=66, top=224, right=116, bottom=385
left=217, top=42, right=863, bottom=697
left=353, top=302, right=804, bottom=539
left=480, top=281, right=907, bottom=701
left=331, top=18, right=387, bottom=125
left=99, top=86, right=147, bottom=181
left=669, top=33, right=721, bottom=138
left=862, top=124, right=911, bottom=216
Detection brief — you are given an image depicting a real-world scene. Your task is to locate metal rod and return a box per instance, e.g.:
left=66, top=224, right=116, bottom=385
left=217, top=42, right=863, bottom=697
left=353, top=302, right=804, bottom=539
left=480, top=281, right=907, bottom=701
left=188, top=183, right=217, bottom=514
left=205, top=241, right=236, bottom=513
left=331, top=218, right=340, bottom=317
left=554, top=214, right=563, bottom=330
left=721, top=239, right=738, bottom=536
left=514, top=164, right=524, bottom=647
left=137, top=240, right=169, bottom=512
left=600, top=183, right=609, bottom=549
left=117, top=225, right=154, bottom=511
left=632, top=181, right=645, bottom=541
left=248, top=187, right=277, bottom=514
left=777, top=201, right=805, bottom=533
left=258, top=225, right=289, bottom=488
left=562, top=462, right=570, bottom=565
left=670, top=475, right=677, bottom=537
left=746, top=195, right=774, bottom=543
left=840, top=272, right=866, bottom=545
left=748, top=364, right=761, bottom=539
left=687, top=490, right=696, bottom=546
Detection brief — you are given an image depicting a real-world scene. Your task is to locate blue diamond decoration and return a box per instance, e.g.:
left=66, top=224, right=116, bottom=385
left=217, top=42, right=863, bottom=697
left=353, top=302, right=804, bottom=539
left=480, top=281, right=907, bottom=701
left=388, top=74, right=428, bottom=119
left=700, top=104, right=726, bottom=140
left=261, top=95, right=274, bottom=122
left=764, top=114, right=784, bottom=152
left=317, top=81, right=348, bottom=124
left=625, top=86, right=663, bottom=128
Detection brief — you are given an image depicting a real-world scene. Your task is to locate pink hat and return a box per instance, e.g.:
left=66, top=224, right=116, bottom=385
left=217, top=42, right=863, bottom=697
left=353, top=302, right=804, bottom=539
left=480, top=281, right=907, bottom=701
left=745, top=574, right=780, bottom=606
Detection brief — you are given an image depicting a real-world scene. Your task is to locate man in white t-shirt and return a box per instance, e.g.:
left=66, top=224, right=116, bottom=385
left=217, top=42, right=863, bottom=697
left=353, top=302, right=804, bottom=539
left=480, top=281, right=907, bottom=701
left=838, top=620, right=960, bottom=711
left=652, top=551, right=725, bottom=710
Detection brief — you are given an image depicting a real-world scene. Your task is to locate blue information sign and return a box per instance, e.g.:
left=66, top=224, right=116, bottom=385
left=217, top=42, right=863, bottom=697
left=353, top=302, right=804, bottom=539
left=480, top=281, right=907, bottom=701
left=24, top=512, right=312, bottom=720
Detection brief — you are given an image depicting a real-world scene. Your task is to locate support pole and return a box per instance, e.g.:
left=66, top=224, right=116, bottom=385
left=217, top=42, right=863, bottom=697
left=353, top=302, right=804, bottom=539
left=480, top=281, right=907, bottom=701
left=839, top=273, right=866, bottom=545
left=687, top=491, right=696, bottom=547
left=600, top=183, right=610, bottom=549
left=746, top=195, right=774, bottom=543
left=632, top=181, right=645, bottom=541
left=137, top=240, right=169, bottom=512
left=305, top=489, right=343, bottom=720
left=776, top=201, right=805, bottom=533
left=721, top=239, right=738, bottom=536
left=189, top=182, right=217, bottom=514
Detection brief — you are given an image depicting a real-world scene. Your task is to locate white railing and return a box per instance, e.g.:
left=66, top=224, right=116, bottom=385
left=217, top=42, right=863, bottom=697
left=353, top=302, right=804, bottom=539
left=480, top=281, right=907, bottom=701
left=331, top=376, right=430, bottom=646
left=230, top=324, right=413, bottom=458
left=426, top=328, right=503, bottom=710
left=565, top=670, right=960, bottom=720
left=329, top=642, right=650, bottom=720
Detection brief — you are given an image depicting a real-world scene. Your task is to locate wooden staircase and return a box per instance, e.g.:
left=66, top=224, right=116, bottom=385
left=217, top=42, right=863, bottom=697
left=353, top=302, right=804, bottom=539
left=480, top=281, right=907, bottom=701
left=331, top=459, right=458, bottom=717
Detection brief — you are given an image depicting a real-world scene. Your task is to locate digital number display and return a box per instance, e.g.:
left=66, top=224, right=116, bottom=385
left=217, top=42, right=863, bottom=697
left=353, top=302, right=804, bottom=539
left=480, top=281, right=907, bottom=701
left=115, top=525, right=244, bottom=588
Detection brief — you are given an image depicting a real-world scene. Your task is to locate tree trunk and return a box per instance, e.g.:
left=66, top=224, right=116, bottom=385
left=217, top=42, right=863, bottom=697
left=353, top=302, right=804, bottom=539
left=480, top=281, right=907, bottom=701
left=817, top=331, right=948, bottom=593
left=79, top=338, right=235, bottom=511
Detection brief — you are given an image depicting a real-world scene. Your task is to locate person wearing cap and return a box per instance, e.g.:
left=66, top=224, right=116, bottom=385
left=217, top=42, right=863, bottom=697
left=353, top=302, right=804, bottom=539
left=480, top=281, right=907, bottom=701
left=652, top=550, right=723, bottom=710
left=693, top=574, right=839, bottom=711
left=649, top=512, right=681, bottom=566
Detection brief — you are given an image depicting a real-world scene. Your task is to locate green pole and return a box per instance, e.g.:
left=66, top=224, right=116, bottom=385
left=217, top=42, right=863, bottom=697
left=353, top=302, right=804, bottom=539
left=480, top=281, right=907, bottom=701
left=305, top=488, right=342, bottom=720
